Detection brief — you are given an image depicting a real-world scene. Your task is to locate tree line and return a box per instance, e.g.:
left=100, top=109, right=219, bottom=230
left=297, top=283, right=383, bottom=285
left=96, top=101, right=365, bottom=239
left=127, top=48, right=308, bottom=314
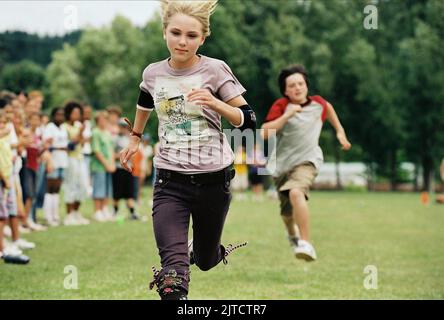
left=1, top=0, right=443, bottom=191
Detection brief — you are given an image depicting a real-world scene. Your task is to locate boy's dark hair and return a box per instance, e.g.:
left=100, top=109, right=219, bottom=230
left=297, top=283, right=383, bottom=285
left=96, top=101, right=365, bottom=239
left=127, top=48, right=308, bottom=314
left=278, top=64, right=310, bottom=97
left=64, top=101, right=84, bottom=121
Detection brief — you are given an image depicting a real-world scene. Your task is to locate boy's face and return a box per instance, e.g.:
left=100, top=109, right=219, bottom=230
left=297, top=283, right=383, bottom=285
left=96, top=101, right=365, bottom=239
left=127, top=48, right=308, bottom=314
left=97, top=116, right=108, bottom=129
left=54, top=110, right=65, bottom=125
left=285, top=73, right=308, bottom=104
left=108, top=113, right=119, bottom=125
left=83, top=106, right=92, bottom=120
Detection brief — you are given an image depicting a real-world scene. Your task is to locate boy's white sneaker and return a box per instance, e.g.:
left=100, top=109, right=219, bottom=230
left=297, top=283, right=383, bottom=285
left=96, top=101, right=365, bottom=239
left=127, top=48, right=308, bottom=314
left=14, top=238, right=36, bottom=250
left=102, top=208, right=115, bottom=222
left=4, top=243, right=23, bottom=256
left=74, top=211, right=90, bottom=225
left=64, top=213, right=80, bottom=226
left=294, top=240, right=317, bottom=261
left=94, top=210, right=106, bottom=222
left=19, top=225, right=31, bottom=234
left=27, top=219, right=47, bottom=232
left=47, top=219, right=60, bottom=227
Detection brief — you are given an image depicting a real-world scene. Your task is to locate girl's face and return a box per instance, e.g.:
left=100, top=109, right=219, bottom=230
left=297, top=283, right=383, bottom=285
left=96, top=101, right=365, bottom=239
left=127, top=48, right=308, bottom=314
left=70, top=108, right=81, bottom=122
left=164, top=13, right=205, bottom=67
left=285, top=73, right=308, bottom=104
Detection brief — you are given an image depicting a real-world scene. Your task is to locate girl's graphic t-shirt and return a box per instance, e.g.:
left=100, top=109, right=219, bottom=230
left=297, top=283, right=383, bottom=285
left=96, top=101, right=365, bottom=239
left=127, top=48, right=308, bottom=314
left=139, top=55, right=246, bottom=174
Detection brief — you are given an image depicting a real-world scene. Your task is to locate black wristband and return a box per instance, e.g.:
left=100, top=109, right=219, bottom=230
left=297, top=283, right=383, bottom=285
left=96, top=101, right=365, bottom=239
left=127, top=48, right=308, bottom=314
left=238, top=104, right=257, bottom=131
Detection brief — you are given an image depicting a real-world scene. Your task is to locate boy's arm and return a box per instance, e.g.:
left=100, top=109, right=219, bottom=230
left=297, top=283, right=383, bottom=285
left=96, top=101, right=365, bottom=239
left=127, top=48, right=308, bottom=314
left=325, top=102, right=351, bottom=151
left=91, top=131, right=111, bottom=170
left=261, top=104, right=302, bottom=139
left=94, top=150, right=111, bottom=170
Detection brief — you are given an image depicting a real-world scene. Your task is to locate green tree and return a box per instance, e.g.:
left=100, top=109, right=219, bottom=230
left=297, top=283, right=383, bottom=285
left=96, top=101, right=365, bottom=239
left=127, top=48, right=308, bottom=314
left=0, top=60, right=45, bottom=93
left=46, top=44, right=86, bottom=108
left=400, top=17, right=444, bottom=190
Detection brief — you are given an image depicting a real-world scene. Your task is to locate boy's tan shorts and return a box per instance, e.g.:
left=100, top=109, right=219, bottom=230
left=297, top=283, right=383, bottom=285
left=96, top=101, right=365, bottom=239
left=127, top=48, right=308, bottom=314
left=273, top=162, right=318, bottom=216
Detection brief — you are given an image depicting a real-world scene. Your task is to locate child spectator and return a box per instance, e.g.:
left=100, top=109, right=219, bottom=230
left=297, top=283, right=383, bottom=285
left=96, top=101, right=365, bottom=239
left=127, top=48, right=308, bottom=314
left=62, top=101, right=89, bottom=226
left=91, top=111, right=115, bottom=222
left=42, top=107, right=68, bottom=226
left=112, top=119, right=138, bottom=220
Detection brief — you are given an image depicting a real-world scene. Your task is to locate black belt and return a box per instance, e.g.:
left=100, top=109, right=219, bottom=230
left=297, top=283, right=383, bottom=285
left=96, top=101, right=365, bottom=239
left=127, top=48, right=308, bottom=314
left=157, top=166, right=235, bottom=185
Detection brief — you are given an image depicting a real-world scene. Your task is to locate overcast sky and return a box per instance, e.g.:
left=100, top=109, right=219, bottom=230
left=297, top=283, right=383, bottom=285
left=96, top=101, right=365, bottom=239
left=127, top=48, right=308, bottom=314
left=0, top=1, right=161, bottom=36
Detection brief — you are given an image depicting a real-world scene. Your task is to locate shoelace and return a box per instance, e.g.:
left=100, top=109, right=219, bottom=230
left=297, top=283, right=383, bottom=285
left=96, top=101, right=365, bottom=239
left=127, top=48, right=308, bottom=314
left=149, top=266, right=160, bottom=290
left=222, top=241, right=248, bottom=265
left=150, top=241, right=248, bottom=288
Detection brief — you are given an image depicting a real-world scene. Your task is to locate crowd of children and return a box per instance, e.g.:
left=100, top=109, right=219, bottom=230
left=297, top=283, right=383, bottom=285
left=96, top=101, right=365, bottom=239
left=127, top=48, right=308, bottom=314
left=0, top=90, right=154, bottom=264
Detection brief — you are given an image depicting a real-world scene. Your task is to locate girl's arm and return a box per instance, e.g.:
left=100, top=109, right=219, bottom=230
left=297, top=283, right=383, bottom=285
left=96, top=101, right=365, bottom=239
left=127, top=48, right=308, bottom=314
left=187, top=89, right=242, bottom=125
left=325, top=102, right=352, bottom=150
left=70, top=123, right=85, bottom=145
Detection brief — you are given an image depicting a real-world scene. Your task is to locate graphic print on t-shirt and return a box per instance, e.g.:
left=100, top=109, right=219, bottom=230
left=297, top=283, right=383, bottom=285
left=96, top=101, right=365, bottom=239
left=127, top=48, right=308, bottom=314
left=154, top=74, right=210, bottom=148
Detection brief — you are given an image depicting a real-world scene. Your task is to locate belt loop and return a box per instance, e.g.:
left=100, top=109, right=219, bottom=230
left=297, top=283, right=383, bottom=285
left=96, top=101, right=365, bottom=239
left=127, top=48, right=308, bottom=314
left=190, top=175, right=195, bottom=184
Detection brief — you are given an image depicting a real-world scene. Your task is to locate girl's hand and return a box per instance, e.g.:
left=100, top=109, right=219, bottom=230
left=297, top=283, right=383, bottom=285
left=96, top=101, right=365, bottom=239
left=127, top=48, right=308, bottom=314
left=120, top=136, right=140, bottom=173
left=187, top=89, right=221, bottom=111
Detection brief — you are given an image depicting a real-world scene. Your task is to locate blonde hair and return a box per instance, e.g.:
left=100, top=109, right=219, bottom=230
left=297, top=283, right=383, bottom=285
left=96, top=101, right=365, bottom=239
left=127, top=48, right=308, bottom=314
left=160, top=0, right=218, bottom=37
left=94, top=110, right=109, bottom=124
left=28, top=90, right=43, bottom=100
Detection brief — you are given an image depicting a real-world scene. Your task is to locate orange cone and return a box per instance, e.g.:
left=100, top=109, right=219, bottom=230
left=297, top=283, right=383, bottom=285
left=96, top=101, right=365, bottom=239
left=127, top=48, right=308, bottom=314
left=420, top=191, right=430, bottom=206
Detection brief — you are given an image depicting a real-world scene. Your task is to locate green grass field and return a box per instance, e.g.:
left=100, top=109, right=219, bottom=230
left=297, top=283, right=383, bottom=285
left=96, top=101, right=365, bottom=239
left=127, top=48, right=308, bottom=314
left=1, top=189, right=443, bottom=299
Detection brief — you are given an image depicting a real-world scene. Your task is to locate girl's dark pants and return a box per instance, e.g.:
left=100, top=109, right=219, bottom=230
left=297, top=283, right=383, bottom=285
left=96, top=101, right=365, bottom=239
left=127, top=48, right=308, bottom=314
left=152, top=166, right=233, bottom=296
